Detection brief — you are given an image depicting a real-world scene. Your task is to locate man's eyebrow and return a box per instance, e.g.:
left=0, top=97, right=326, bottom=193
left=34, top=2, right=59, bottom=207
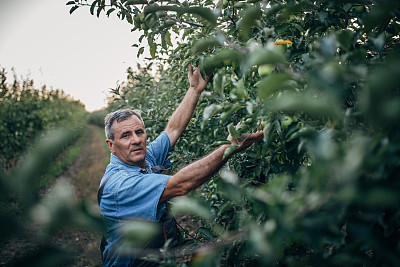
left=120, top=130, right=131, bottom=136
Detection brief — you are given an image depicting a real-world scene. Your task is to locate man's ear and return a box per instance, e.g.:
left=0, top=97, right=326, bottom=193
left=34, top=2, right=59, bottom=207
left=106, top=139, right=114, bottom=153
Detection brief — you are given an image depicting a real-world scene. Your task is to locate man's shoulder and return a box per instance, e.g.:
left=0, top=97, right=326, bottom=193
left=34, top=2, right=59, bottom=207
left=102, top=166, right=141, bottom=191
left=146, top=132, right=171, bottom=165
left=147, top=132, right=170, bottom=150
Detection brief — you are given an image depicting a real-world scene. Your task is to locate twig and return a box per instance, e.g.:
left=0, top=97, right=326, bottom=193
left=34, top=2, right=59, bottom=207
left=118, top=228, right=248, bottom=259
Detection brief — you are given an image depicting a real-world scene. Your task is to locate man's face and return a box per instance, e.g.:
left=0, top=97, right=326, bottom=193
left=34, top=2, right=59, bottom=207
left=106, top=115, right=147, bottom=168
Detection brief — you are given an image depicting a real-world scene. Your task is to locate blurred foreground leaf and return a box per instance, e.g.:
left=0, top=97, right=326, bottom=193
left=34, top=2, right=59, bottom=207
left=171, top=196, right=211, bottom=220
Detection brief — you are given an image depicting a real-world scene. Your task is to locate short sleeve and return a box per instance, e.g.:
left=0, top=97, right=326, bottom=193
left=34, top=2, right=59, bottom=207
left=117, top=173, right=170, bottom=221
left=147, top=132, right=171, bottom=166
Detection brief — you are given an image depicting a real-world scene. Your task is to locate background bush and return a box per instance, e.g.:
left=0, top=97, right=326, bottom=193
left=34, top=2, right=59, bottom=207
left=0, top=68, right=87, bottom=170
left=88, top=108, right=109, bottom=127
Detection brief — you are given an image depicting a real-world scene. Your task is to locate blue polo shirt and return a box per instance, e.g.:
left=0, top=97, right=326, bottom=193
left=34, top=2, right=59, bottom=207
left=99, top=132, right=171, bottom=266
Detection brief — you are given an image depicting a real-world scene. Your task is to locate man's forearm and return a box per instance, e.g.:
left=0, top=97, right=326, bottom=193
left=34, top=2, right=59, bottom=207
left=159, top=144, right=230, bottom=202
left=159, top=130, right=264, bottom=202
left=165, top=87, right=202, bottom=146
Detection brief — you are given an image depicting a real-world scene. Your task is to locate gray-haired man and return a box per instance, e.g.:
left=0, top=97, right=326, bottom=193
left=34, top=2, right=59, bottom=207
left=99, top=65, right=263, bottom=266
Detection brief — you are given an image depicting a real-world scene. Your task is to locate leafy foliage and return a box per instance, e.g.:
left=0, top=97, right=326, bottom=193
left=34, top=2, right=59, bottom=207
left=73, top=0, right=400, bottom=266
left=0, top=127, right=104, bottom=266
left=0, top=70, right=101, bottom=265
left=88, top=108, right=109, bottom=127
left=0, top=68, right=87, bottom=169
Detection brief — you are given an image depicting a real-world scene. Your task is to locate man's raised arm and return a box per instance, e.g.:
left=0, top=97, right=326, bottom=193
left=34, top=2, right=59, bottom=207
left=164, top=65, right=209, bottom=147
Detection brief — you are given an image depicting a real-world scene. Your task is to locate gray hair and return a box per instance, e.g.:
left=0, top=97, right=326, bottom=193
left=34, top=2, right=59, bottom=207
left=104, top=109, right=145, bottom=140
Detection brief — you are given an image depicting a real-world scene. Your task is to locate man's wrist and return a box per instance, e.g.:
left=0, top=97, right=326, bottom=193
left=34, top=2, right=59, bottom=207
left=188, top=86, right=203, bottom=95
left=189, top=86, right=203, bottom=93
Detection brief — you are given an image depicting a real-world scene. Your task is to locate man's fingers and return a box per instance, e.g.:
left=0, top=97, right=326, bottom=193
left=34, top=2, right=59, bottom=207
left=248, top=131, right=264, bottom=140
left=188, top=64, right=193, bottom=75
left=205, top=74, right=211, bottom=83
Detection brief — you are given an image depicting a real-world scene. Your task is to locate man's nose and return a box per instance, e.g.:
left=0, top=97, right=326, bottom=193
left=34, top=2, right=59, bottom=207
left=130, top=134, right=141, bottom=144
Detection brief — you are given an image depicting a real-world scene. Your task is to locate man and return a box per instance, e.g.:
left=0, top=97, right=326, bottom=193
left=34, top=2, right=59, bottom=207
left=99, top=65, right=263, bottom=266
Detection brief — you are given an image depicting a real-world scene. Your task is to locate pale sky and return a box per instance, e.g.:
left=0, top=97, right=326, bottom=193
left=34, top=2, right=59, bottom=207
left=0, top=0, right=150, bottom=111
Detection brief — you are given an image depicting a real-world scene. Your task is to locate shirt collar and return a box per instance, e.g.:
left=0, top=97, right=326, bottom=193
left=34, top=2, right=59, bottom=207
left=110, top=153, right=152, bottom=173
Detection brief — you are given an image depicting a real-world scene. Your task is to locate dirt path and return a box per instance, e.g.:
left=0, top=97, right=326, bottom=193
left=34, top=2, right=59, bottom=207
left=50, top=124, right=109, bottom=266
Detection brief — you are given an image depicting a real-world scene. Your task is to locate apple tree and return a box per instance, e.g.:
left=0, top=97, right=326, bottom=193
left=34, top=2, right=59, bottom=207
left=70, top=0, right=400, bottom=265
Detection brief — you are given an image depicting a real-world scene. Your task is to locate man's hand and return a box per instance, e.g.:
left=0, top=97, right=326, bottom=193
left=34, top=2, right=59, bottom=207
left=227, top=124, right=264, bottom=153
left=188, top=64, right=210, bottom=93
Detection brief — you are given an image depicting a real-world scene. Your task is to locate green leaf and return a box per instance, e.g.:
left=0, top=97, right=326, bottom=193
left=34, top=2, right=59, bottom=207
left=221, top=182, right=242, bottom=203
left=159, top=19, right=175, bottom=30
left=191, top=37, right=221, bottom=55
left=246, top=101, right=253, bottom=115
left=147, top=32, right=154, bottom=48
left=263, top=123, right=272, bottom=144
left=144, top=5, right=217, bottom=26
left=11, top=128, right=78, bottom=206
left=96, top=6, right=103, bottom=17
left=150, top=43, right=156, bottom=58
left=188, top=7, right=217, bottom=26
left=203, top=104, right=222, bottom=122
left=171, top=197, right=211, bottom=220
left=236, top=6, right=262, bottom=39
left=256, top=73, right=294, bottom=99
left=220, top=169, right=238, bottom=185
left=228, top=123, right=240, bottom=139
left=106, top=8, right=115, bottom=17
left=282, top=1, right=316, bottom=19
left=336, top=30, right=354, bottom=52
left=264, top=3, right=285, bottom=19
left=287, top=127, right=315, bottom=141
left=223, top=143, right=238, bottom=159
left=202, top=49, right=244, bottom=75
left=213, top=70, right=225, bottom=96
left=230, top=78, right=247, bottom=100
left=246, top=43, right=286, bottom=69
left=137, top=47, right=144, bottom=57
left=161, top=32, right=167, bottom=50
left=372, top=33, right=385, bottom=52
left=126, top=13, right=133, bottom=24
left=66, top=1, right=76, bottom=5
left=197, top=227, right=215, bottom=240
left=69, top=5, right=79, bottom=14
left=90, top=0, right=98, bottom=15
left=119, top=220, right=159, bottom=246
left=30, top=180, right=76, bottom=231
left=268, top=92, right=342, bottom=120
left=220, top=104, right=241, bottom=123
left=165, top=31, right=172, bottom=46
